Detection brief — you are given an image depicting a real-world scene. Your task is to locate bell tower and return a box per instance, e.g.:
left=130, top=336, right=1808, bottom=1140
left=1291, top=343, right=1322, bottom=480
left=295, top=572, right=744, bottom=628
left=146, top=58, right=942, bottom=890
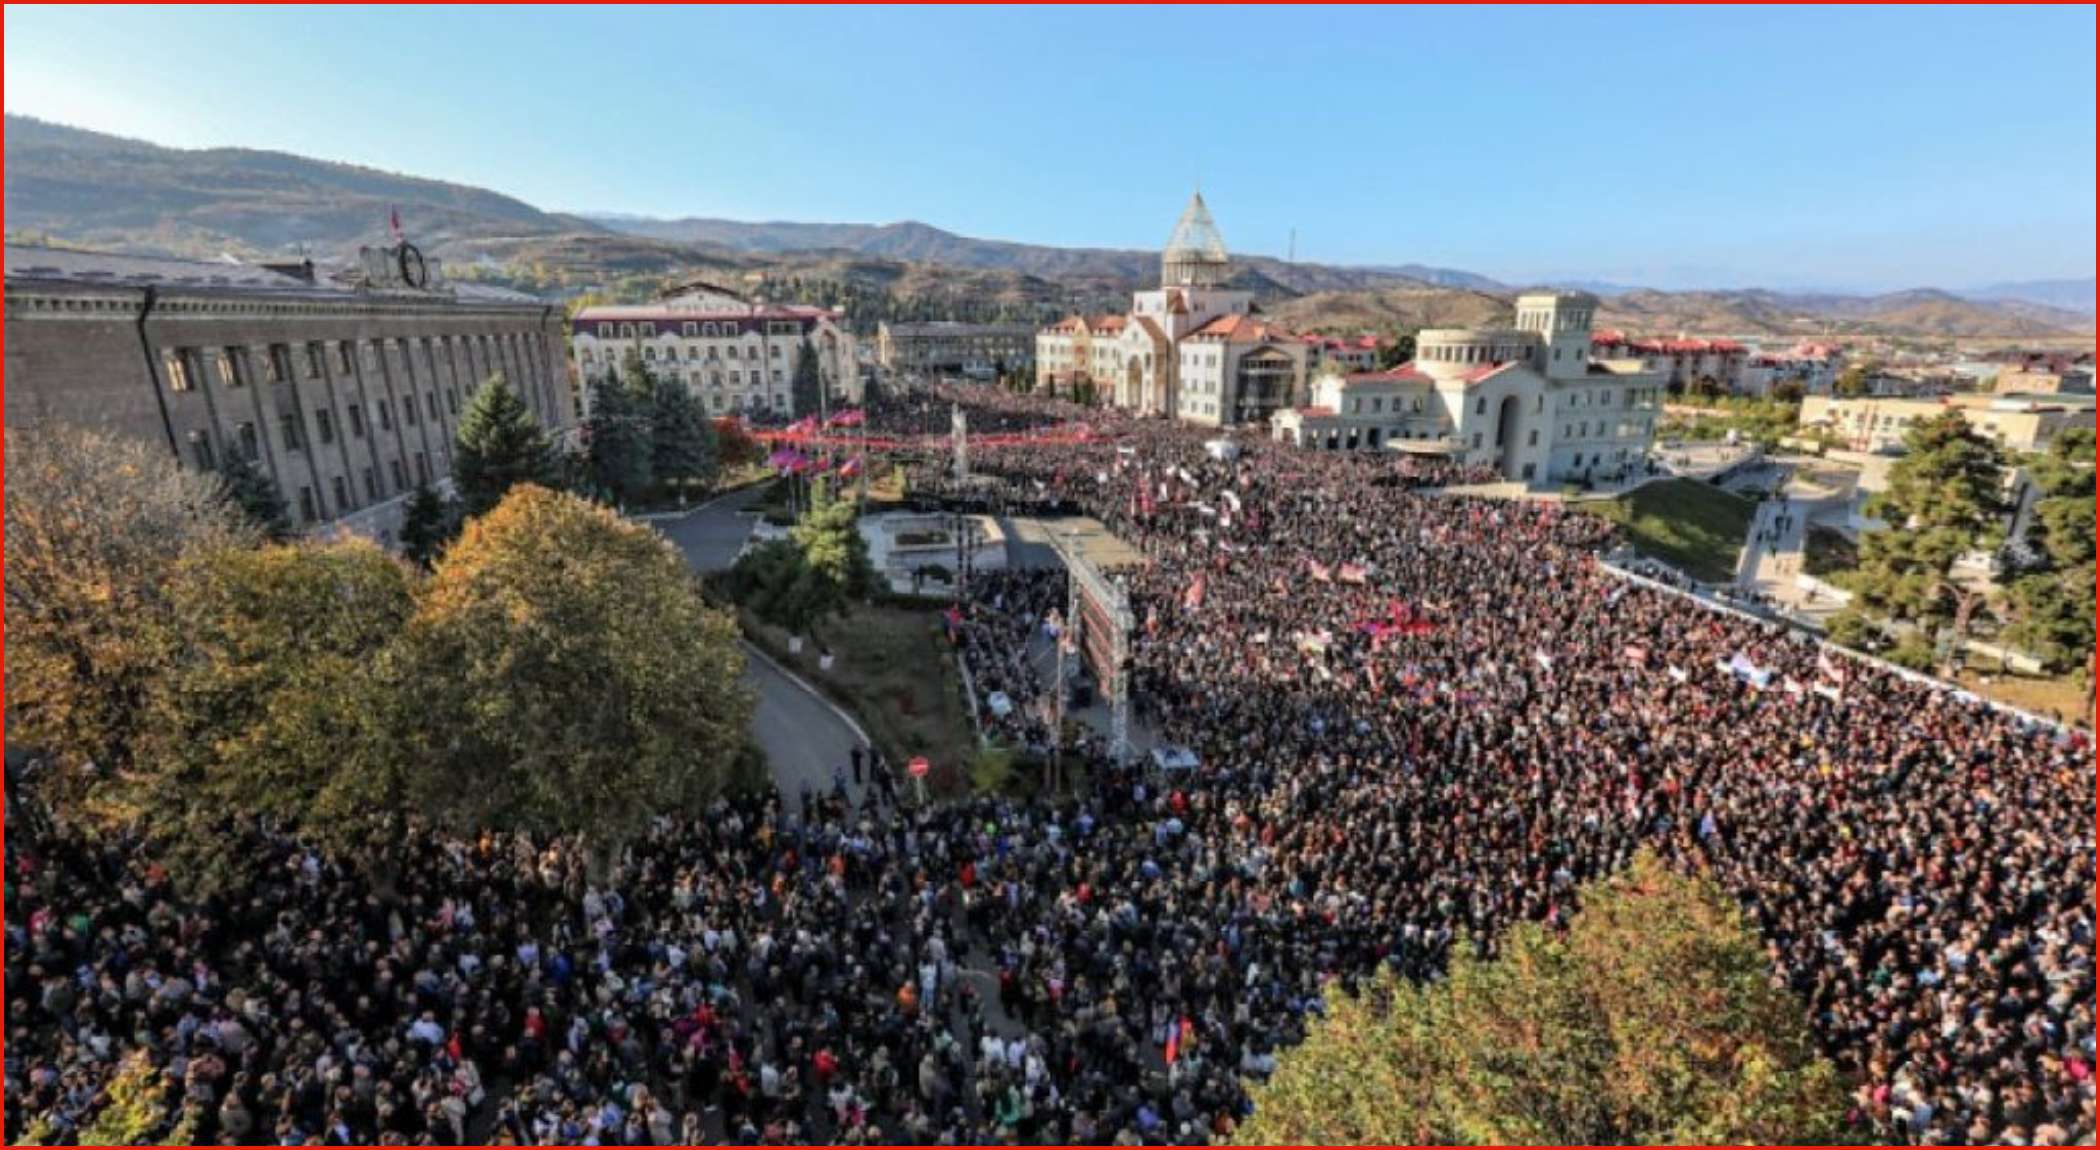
left=1515, top=291, right=1598, bottom=381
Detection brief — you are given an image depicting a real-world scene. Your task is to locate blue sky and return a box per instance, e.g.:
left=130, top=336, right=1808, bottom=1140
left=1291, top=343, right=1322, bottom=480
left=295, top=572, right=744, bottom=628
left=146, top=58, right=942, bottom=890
left=5, top=5, right=2093, bottom=291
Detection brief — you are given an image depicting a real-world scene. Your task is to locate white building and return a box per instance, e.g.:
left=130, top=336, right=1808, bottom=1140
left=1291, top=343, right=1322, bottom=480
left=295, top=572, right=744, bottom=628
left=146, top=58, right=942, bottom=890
left=1037, top=194, right=1309, bottom=426
left=1273, top=292, right=1665, bottom=485
left=570, top=281, right=858, bottom=418
left=1589, top=331, right=1749, bottom=392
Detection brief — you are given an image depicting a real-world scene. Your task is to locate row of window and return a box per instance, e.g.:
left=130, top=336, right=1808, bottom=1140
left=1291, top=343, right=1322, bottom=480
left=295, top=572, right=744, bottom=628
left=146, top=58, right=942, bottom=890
left=585, top=373, right=790, bottom=413
left=175, top=354, right=468, bottom=452
left=591, top=320, right=804, bottom=340
left=1561, top=420, right=1652, bottom=441
left=163, top=334, right=530, bottom=394
left=188, top=425, right=435, bottom=524
left=163, top=332, right=546, bottom=527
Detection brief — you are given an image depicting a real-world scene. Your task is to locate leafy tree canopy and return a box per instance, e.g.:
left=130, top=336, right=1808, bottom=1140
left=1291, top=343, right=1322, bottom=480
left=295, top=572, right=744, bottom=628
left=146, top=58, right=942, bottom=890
left=1234, top=853, right=1847, bottom=1146
left=3, top=423, right=258, bottom=785
left=393, top=485, right=751, bottom=868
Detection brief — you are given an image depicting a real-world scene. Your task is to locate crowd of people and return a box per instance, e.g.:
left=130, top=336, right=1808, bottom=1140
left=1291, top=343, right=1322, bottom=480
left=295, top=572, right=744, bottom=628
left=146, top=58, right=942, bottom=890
left=5, top=382, right=2092, bottom=1146
left=950, top=568, right=1071, bottom=753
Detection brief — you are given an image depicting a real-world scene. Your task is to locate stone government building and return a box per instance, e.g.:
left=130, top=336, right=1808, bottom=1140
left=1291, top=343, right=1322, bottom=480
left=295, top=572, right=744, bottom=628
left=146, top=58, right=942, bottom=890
left=1275, top=293, right=1666, bottom=485
left=568, top=280, right=860, bottom=418
left=876, top=321, right=1036, bottom=380
left=4, top=243, right=575, bottom=543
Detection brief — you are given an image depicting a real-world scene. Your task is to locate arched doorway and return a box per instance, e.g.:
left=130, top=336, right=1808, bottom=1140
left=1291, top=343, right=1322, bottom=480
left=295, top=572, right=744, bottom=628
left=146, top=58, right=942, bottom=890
left=1125, top=359, right=1145, bottom=411
left=1495, top=395, right=1522, bottom=479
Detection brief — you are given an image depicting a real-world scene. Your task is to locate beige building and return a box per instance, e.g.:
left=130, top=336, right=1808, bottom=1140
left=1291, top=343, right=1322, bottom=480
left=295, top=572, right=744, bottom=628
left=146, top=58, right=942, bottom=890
left=876, top=321, right=1035, bottom=379
left=1036, top=193, right=1311, bottom=426
left=1274, top=292, right=1666, bottom=485
left=4, top=243, right=573, bottom=543
left=570, top=283, right=858, bottom=418
left=1991, top=359, right=2093, bottom=396
left=1800, top=392, right=2096, bottom=454
left=1036, top=314, right=1131, bottom=396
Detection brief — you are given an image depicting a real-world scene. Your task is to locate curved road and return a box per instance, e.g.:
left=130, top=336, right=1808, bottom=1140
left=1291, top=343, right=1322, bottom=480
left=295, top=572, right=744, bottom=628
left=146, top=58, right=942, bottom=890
left=661, top=486, right=867, bottom=803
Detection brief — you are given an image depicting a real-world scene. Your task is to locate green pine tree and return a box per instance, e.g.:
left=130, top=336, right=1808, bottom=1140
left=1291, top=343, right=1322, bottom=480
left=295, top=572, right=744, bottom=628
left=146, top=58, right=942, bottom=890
left=1841, top=410, right=2008, bottom=648
left=453, top=372, right=555, bottom=517
left=788, top=477, right=873, bottom=613
left=791, top=336, right=824, bottom=417
left=586, top=354, right=655, bottom=504
left=650, top=377, right=718, bottom=500
left=217, top=454, right=292, bottom=540
left=398, top=482, right=455, bottom=568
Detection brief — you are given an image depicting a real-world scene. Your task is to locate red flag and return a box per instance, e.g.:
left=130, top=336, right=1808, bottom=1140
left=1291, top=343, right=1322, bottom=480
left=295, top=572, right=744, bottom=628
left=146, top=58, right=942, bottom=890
left=389, top=205, right=403, bottom=240
left=1164, top=1016, right=1193, bottom=1066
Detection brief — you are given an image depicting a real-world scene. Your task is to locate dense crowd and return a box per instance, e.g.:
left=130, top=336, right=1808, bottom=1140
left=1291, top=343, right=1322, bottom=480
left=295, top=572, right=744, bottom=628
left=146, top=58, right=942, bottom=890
left=5, top=382, right=2091, bottom=1146
left=951, top=568, right=1072, bottom=752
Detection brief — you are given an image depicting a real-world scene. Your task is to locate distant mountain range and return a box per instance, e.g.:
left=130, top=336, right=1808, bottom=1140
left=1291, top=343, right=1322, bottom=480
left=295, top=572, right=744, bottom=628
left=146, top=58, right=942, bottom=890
left=1959, top=278, right=2096, bottom=316
left=5, top=114, right=2091, bottom=341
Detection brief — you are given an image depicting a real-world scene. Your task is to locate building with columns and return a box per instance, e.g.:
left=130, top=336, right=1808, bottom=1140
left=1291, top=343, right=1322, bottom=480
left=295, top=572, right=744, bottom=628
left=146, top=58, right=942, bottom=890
left=875, top=321, right=1035, bottom=380
left=569, top=281, right=859, bottom=419
left=3, top=242, right=574, bottom=544
left=1273, top=291, right=1665, bottom=485
left=1037, top=194, right=1308, bottom=426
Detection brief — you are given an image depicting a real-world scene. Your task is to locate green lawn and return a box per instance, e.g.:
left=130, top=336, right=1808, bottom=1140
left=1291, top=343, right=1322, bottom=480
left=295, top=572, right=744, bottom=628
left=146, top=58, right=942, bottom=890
left=1956, top=669, right=2091, bottom=728
left=742, top=602, right=978, bottom=789
left=1584, top=479, right=1758, bottom=583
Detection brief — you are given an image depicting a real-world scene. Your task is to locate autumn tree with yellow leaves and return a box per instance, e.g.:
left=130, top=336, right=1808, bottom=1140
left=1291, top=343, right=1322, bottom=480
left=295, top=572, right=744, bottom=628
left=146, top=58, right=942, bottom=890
left=1232, top=852, right=1847, bottom=1145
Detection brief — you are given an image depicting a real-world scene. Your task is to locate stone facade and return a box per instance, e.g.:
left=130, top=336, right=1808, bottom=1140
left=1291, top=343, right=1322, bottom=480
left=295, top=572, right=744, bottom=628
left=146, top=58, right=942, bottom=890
left=1274, top=292, right=1666, bottom=486
left=570, top=289, right=858, bottom=418
left=4, top=244, right=574, bottom=544
left=1035, top=193, right=1310, bottom=426
left=1801, top=392, right=2095, bottom=455
left=876, top=321, right=1035, bottom=379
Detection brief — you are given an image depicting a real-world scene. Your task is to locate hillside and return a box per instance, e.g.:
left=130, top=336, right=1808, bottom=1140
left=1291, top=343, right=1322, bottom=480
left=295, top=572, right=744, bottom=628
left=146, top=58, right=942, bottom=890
left=579, top=212, right=1448, bottom=298
left=4, top=115, right=598, bottom=259
left=1597, top=287, right=2093, bottom=339
left=1265, top=287, right=1513, bottom=334
left=1962, top=277, right=2096, bottom=315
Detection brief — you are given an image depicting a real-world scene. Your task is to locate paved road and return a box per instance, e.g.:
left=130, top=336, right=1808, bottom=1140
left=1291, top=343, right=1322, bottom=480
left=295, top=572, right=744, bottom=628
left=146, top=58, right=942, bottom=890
left=658, top=483, right=771, bottom=572
left=658, top=485, right=867, bottom=802
left=745, top=646, right=867, bottom=804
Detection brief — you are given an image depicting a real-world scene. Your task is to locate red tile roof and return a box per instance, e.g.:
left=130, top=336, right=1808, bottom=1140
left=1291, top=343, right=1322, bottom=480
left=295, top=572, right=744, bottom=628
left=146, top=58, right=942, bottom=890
left=1462, top=361, right=1523, bottom=384
left=1593, top=331, right=1745, bottom=356
left=1187, top=313, right=1294, bottom=344
left=1345, top=363, right=1435, bottom=386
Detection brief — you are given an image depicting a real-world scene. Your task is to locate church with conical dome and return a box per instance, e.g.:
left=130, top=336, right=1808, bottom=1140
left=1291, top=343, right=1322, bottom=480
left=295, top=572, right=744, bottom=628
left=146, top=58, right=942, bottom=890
left=1036, top=193, right=1308, bottom=425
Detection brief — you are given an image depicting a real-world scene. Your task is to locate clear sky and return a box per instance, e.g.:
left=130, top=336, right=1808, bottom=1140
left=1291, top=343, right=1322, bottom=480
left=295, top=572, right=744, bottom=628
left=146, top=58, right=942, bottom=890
left=5, top=4, right=2093, bottom=291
